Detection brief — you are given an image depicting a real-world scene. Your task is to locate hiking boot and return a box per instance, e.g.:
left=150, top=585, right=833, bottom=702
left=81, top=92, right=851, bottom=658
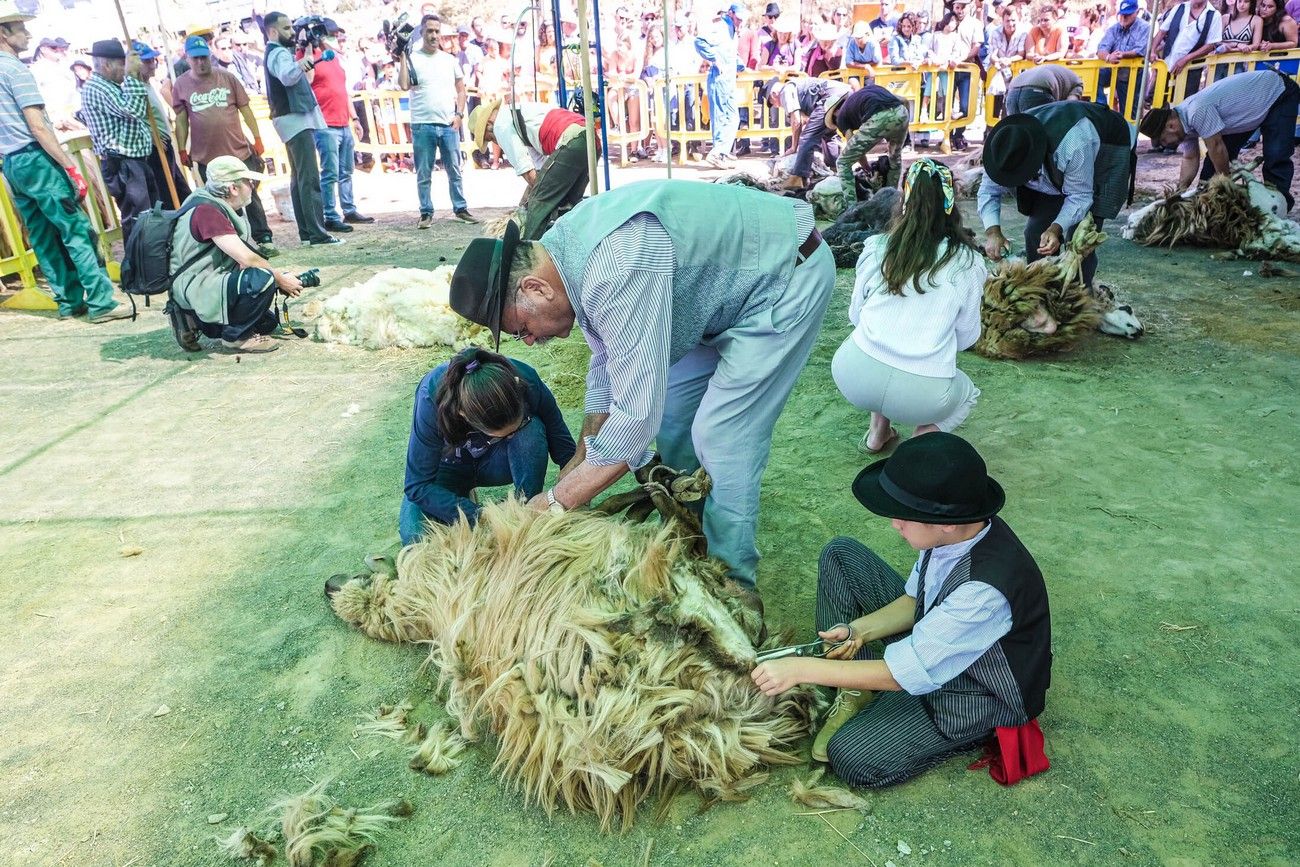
left=58, top=304, right=88, bottom=320
left=454, top=209, right=479, bottom=224
left=417, top=214, right=434, bottom=230
left=811, top=688, right=875, bottom=763
left=165, top=300, right=202, bottom=352
left=324, top=220, right=355, bottom=233
left=88, top=305, right=132, bottom=324
left=257, top=242, right=281, bottom=259
left=343, top=212, right=375, bottom=224
left=220, top=334, right=279, bottom=353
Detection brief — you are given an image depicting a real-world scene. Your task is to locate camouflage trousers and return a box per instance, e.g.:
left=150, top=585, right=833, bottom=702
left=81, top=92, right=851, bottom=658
left=838, top=105, right=909, bottom=206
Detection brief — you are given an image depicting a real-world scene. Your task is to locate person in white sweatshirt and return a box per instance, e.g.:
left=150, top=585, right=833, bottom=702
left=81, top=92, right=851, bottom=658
left=833, top=158, right=986, bottom=454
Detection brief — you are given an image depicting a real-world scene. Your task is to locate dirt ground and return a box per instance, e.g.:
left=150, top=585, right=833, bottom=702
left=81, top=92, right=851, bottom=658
left=0, top=159, right=1297, bottom=867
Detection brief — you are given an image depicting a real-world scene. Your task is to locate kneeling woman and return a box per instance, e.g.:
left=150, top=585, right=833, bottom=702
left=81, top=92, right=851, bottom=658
left=833, top=159, right=986, bottom=454
left=400, top=348, right=576, bottom=543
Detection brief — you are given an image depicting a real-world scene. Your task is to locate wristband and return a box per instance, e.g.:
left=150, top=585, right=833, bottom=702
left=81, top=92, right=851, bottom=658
left=546, top=488, right=563, bottom=511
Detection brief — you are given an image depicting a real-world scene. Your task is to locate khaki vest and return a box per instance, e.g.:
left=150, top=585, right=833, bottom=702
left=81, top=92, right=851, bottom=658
left=170, top=190, right=252, bottom=325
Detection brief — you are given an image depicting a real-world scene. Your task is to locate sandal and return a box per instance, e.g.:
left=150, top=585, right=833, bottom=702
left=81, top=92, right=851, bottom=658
left=858, top=427, right=899, bottom=455
left=220, top=335, right=279, bottom=354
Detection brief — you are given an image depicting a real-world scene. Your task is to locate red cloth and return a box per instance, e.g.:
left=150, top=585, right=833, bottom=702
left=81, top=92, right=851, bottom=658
left=308, top=51, right=351, bottom=128
left=537, top=109, right=584, bottom=155
left=968, top=719, right=1050, bottom=785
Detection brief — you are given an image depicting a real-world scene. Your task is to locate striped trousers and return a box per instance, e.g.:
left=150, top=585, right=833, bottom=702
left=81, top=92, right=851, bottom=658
left=816, top=537, right=987, bottom=787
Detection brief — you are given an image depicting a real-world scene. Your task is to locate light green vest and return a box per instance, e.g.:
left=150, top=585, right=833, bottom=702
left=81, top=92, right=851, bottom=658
left=538, top=179, right=809, bottom=365
left=170, top=190, right=251, bottom=325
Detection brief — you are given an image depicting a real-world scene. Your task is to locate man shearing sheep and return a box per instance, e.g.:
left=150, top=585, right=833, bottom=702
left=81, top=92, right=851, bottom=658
left=448, top=179, right=835, bottom=596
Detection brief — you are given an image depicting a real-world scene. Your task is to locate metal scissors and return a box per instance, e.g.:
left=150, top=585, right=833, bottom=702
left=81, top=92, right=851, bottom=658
left=755, top=624, right=854, bottom=663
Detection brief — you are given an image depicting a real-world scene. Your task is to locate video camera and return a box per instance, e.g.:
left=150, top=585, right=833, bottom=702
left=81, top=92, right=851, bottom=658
left=293, top=15, right=331, bottom=52
left=382, top=13, right=415, bottom=61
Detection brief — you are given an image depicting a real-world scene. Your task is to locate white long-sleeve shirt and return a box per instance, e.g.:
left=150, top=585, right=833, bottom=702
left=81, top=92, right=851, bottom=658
left=848, top=234, right=986, bottom=379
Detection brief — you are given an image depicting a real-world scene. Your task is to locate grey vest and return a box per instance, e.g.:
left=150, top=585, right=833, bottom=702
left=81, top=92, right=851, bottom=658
left=537, top=179, right=808, bottom=366
left=170, top=190, right=252, bottom=325
left=264, top=43, right=318, bottom=117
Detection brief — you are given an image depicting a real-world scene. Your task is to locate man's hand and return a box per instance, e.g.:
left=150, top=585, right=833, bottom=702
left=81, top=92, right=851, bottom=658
left=751, top=657, right=808, bottom=697
left=64, top=164, right=88, bottom=201
left=178, top=149, right=191, bottom=167
left=1037, top=223, right=1064, bottom=255
left=274, top=270, right=303, bottom=297
left=984, top=227, right=1010, bottom=261
left=298, top=57, right=315, bottom=72
left=252, top=137, right=265, bottom=156
left=451, top=115, right=462, bottom=131
left=819, top=623, right=866, bottom=660
left=1171, top=56, right=1188, bottom=75
left=526, top=491, right=550, bottom=511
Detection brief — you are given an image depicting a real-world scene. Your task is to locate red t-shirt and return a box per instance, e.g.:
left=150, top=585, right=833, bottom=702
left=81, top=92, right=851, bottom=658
left=308, top=50, right=351, bottom=128
left=189, top=203, right=237, bottom=242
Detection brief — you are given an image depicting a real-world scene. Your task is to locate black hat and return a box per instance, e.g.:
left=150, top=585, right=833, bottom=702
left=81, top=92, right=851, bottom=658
left=37, top=37, right=70, bottom=51
left=758, top=75, right=780, bottom=104
left=449, top=220, right=521, bottom=350
left=983, top=113, right=1048, bottom=189
left=764, top=2, right=781, bottom=16
left=89, top=39, right=126, bottom=60
left=852, top=433, right=1005, bottom=524
left=1138, top=107, right=1172, bottom=143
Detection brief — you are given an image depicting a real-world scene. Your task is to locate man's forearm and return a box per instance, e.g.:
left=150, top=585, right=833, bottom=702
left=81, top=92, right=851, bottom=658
left=239, top=105, right=260, bottom=141
left=552, top=459, right=628, bottom=509
left=24, top=110, right=72, bottom=169
left=791, top=657, right=904, bottom=691
left=1204, top=134, right=1230, bottom=175
left=850, top=593, right=916, bottom=643
left=1178, top=149, right=1200, bottom=189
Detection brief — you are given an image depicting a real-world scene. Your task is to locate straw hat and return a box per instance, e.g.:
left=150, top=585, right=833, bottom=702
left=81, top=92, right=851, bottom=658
left=0, top=1, right=34, bottom=25
left=469, top=97, right=503, bottom=154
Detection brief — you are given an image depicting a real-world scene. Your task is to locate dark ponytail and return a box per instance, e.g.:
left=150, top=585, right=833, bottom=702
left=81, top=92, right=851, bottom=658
left=435, top=348, right=529, bottom=446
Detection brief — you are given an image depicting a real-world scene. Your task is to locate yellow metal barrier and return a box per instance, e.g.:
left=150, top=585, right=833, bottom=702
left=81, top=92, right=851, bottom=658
left=1163, top=48, right=1300, bottom=105
left=0, top=170, right=39, bottom=293
left=819, top=65, right=877, bottom=89
left=62, top=135, right=122, bottom=283
left=985, top=58, right=1150, bottom=125
left=602, top=75, right=652, bottom=167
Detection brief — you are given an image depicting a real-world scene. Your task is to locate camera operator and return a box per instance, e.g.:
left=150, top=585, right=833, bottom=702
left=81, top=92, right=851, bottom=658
left=399, top=14, right=477, bottom=228
left=167, top=156, right=305, bottom=354
left=262, top=10, right=340, bottom=247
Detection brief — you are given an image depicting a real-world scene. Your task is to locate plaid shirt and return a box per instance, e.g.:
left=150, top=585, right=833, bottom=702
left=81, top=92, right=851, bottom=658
left=80, top=72, right=152, bottom=158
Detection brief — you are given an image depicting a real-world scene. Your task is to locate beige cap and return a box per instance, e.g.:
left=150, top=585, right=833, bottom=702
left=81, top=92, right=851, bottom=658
left=0, top=1, right=34, bottom=25
left=207, top=155, right=266, bottom=184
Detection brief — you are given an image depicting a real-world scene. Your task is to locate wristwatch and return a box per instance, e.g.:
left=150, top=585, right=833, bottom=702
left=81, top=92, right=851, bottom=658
left=546, top=488, right=563, bottom=512
left=454, top=110, right=464, bottom=118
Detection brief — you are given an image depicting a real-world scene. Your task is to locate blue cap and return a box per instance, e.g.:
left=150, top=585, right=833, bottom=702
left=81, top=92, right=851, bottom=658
left=131, top=41, right=160, bottom=60
left=1118, top=0, right=1139, bottom=12
left=184, top=34, right=210, bottom=57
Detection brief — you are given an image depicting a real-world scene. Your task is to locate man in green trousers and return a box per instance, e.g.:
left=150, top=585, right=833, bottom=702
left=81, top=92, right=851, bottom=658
left=0, top=3, right=127, bottom=322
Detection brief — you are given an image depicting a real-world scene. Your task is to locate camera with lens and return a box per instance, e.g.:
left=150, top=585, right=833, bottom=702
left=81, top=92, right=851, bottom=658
left=293, top=15, right=330, bottom=51
left=382, top=13, right=416, bottom=60
left=297, top=268, right=321, bottom=289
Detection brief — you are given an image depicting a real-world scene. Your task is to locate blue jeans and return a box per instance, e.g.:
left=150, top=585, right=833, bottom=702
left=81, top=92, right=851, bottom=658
left=313, top=125, right=357, bottom=224
left=398, top=416, right=550, bottom=545
left=412, top=122, right=467, bottom=217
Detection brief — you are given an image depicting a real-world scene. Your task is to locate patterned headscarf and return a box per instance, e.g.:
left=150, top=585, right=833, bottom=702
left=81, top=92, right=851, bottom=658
left=903, top=158, right=955, bottom=215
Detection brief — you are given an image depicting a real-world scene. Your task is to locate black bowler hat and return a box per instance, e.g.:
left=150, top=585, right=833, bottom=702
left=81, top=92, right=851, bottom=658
left=852, top=433, right=1005, bottom=524
left=764, top=2, right=781, bottom=16
left=449, top=220, right=521, bottom=350
left=983, top=113, right=1048, bottom=189
left=90, top=39, right=126, bottom=60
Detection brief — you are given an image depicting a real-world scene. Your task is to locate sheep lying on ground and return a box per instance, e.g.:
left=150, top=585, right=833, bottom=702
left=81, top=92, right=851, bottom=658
left=823, top=187, right=901, bottom=267
left=311, top=267, right=484, bottom=350
left=1123, top=167, right=1300, bottom=262
left=329, top=494, right=819, bottom=832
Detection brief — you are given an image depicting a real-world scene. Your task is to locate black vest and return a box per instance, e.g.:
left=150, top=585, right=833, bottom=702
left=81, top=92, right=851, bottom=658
left=832, top=84, right=904, bottom=131
left=1019, top=100, right=1135, bottom=220
left=916, top=517, right=1052, bottom=737
left=264, top=42, right=319, bottom=119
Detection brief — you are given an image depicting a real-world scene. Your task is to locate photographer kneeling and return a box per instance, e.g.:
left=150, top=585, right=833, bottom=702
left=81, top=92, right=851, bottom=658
left=169, top=156, right=304, bottom=354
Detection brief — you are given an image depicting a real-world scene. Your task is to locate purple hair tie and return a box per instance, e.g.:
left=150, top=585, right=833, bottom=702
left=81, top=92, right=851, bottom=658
left=465, top=360, right=480, bottom=373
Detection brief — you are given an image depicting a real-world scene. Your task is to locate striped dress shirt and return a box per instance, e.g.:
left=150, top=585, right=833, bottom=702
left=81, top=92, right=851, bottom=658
left=569, top=209, right=816, bottom=470
left=80, top=73, right=152, bottom=158
left=882, top=522, right=1015, bottom=696
left=978, top=118, right=1101, bottom=233
left=1174, top=68, right=1287, bottom=156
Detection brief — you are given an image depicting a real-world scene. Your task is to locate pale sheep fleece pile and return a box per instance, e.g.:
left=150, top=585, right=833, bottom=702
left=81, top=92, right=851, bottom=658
left=313, top=266, right=482, bottom=350
left=330, top=500, right=820, bottom=832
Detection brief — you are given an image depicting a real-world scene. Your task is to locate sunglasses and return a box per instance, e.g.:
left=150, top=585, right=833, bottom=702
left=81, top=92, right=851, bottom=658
left=464, top=414, right=533, bottom=456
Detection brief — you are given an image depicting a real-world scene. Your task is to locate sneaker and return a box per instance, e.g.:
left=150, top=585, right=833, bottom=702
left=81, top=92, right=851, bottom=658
left=810, top=688, right=875, bottom=763
left=454, top=209, right=479, bottom=224
left=257, top=242, right=280, bottom=259
left=57, top=304, right=89, bottom=320
left=343, top=212, right=375, bottom=224
left=220, top=334, right=279, bottom=353
left=308, top=235, right=344, bottom=246
left=704, top=151, right=728, bottom=169
left=88, top=305, right=132, bottom=324
left=417, top=214, right=434, bottom=230
left=650, top=150, right=669, bottom=164
left=324, top=220, right=355, bottom=233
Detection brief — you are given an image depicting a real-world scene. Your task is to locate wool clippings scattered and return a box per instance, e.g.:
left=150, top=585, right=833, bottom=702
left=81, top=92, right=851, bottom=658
left=313, top=266, right=485, bottom=350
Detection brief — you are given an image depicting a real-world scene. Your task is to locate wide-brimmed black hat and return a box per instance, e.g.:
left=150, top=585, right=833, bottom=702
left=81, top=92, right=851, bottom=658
left=852, top=433, right=1005, bottom=524
left=983, top=114, right=1048, bottom=189
left=449, top=220, right=521, bottom=349
left=90, top=39, right=126, bottom=60
left=764, top=2, right=782, bottom=16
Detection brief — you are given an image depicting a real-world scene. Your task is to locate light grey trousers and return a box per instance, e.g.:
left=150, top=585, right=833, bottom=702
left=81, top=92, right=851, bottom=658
left=831, top=338, right=979, bottom=432
left=654, top=243, right=836, bottom=588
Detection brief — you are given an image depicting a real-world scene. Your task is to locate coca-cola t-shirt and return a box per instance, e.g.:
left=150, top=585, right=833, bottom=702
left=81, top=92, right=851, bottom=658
left=172, top=68, right=253, bottom=166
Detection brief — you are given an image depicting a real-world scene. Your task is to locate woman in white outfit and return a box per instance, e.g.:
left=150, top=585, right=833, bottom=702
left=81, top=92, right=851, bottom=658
left=832, top=158, right=986, bottom=454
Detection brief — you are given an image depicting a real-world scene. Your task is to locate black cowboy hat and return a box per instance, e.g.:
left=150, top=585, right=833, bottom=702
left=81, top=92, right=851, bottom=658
left=983, top=113, right=1048, bottom=189
left=449, top=220, right=521, bottom=350
left=764, top=2, right=782, bottom=17
left=852, top=433, right=1005, bottom=524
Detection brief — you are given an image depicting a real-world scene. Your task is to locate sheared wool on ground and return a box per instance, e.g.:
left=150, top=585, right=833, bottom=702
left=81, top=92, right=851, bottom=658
left=1123, top=173, right=1300, bottom=262
left=975, top=217, right=1105, bottom=360
left=823, top=187, right=900, bottom=267
left=312, top=267, right=484, bottom=350
left=329, top=500, right=820, bottom=832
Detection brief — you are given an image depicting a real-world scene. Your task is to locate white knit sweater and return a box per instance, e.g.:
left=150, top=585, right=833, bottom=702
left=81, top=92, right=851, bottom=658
left=848, top=235, right=987, bottom=379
